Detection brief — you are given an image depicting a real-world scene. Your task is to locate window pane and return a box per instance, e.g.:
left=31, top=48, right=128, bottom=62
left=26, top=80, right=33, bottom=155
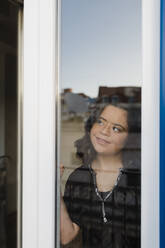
left=60, top=1, right=141, bottom=248
left=0, top=2, right=19, bottom=248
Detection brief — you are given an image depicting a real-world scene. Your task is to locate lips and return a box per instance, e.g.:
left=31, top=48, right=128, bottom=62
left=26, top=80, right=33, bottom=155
left=95, top=136, right=111, bottom=145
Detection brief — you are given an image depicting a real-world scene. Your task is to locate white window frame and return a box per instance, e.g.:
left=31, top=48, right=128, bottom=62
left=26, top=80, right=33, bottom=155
left=142, top=0, right=160, bottom=247
left=22, top=0, right=160, bottom=248
left=23, top=0, right=57, bottom=247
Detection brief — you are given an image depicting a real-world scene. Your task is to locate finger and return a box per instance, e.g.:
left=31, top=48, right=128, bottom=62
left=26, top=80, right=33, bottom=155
left=60, top=163, right=65, bottom=177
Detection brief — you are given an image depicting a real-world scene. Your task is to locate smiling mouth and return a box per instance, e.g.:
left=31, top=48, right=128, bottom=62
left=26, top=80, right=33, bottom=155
left=95, top=136, right=111, bottom=145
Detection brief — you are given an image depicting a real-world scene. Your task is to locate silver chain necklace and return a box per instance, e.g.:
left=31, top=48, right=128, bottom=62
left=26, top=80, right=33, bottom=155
left=88, top=165, right=122, bottom=223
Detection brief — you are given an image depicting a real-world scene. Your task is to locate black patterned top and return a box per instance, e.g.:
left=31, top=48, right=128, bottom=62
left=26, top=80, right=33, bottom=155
left=63, top=165, right=141, bottom=248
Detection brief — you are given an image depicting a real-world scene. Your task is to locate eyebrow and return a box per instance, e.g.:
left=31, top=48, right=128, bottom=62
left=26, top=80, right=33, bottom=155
left=99, top=116, right=127, bottom=131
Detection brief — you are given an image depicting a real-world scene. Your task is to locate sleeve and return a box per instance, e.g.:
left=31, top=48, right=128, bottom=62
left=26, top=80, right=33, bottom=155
left=63, top=174, right=82, bottom=227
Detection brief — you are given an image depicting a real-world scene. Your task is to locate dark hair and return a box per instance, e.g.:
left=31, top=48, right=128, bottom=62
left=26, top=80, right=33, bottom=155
left=74, top=101, right=141, bottom=170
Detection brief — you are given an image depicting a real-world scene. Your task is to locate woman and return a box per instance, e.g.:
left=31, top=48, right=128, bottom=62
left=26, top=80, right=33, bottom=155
left=60, top=101, right=141, bottom=248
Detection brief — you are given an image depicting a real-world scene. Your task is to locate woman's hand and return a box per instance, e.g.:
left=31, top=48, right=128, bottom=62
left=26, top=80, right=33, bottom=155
left=60, top=163, right=80, bottom=244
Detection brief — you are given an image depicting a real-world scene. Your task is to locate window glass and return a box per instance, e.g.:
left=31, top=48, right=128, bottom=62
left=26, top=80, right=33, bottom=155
left=0, top=1, right=19, bottom=248
left=60, top=1, right=141, bottom=248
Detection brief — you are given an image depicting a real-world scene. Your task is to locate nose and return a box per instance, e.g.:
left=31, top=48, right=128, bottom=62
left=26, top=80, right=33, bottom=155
left=100, top=123, right=111, bottom=136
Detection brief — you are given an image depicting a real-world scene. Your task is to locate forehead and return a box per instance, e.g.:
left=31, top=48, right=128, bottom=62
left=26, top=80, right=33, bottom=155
left=100, top=105, right=128, bottom=127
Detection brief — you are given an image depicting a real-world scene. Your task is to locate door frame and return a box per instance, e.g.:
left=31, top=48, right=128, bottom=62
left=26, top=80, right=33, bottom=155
left=22, top=0, right=160, bottom=248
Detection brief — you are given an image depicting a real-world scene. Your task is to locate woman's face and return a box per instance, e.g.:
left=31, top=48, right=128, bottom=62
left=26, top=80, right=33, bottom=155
left=90, top=105, right=128, bottom=156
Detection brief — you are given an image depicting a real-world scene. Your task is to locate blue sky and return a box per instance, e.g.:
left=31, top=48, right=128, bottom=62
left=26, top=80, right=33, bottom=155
left=61, top=0, right=142, bottom=97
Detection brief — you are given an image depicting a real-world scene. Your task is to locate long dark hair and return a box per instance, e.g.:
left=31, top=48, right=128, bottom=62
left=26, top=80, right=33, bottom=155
left=74, top=100, right=141, bottom=170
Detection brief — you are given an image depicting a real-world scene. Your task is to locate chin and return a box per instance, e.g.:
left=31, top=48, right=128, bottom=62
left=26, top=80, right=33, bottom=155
left=92, top=140, right=122, bottom=156
left=95, top=147, right=122, bottom=156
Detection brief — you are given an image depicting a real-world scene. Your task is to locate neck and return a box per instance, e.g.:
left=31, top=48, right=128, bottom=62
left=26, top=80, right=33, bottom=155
left=92, top=153, right=123, bottom=173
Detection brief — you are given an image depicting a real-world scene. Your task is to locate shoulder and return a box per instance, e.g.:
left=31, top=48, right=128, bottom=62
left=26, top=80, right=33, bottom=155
left=64, top=165, right=91, bottom=197
left=67, top=164, right=91, bottom=184
left=120, top=168, right=141, bottom=188
left=115, top=169, right=141, bottom=206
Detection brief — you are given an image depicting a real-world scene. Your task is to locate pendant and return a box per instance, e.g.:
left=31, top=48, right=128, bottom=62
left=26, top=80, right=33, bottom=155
left=103, top=217, right=107, bottom=223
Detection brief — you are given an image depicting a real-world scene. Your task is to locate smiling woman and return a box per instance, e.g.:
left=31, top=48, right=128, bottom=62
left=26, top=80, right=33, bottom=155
left=60, top=96, right=141, bottom=248
left=90, top=105, right=128, bottom=156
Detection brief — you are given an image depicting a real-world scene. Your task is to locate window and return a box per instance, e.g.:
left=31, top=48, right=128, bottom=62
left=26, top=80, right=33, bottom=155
left=60, top=1, right=142, bottom=247
left=23, top=1, right=160, bottom=248
left=0, top=1, right=23, bottom=248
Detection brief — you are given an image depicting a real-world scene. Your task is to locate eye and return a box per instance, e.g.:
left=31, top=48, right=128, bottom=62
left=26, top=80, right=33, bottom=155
left=96, top=118, right=104, bottom=126
left=113, top=126, right=121, bottom=133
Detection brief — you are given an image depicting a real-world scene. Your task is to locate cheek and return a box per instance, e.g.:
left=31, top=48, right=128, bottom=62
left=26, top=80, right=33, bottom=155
left=115, top=133, right=128, bottom=148
left=90, top=124, right=98, bottom=137
left=90, top=128, right=95, bottom=145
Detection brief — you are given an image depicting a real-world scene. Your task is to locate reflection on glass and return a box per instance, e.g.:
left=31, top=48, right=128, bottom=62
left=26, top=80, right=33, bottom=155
left=60, top=89, right=141, bottom=248
left=60, top=1, right=141, bottom=248
left=0, top=1, right=18, bottom=248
